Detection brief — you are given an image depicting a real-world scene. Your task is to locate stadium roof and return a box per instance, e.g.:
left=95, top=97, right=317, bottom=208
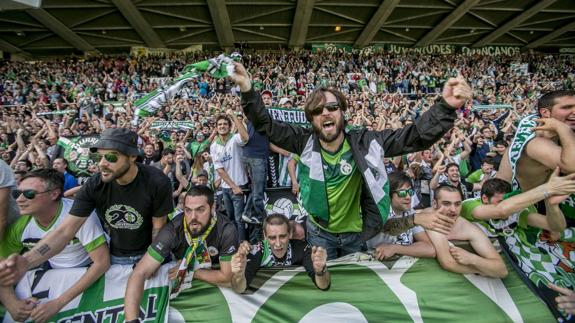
left=1, top=0, right=574, bottom=58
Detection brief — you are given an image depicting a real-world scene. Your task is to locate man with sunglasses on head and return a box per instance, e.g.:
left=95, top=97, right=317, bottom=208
left=230, top=63, right=472, bottom=260
left=0, top=128, right=174, bottom=287
left=0, top=169, right=109, bottom=322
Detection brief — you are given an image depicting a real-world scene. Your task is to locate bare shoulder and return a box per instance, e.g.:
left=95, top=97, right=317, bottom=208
left=448, top=217, right=475, bottom=240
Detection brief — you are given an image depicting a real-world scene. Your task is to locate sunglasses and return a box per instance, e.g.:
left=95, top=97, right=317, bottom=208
left=90, top=152, right=119, bottom=163
left=394, top=188, right=414, bottom=198
left=310, top=102, right=341, bottom=116
left=12, top=189, right=55, bottom=200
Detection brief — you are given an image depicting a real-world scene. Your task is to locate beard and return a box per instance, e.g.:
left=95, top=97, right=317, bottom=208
left=312, top=117, right=344, bottom=143
left=188, top=221, right=209, bottom=238
left=100, top=160, right=131, bottom=183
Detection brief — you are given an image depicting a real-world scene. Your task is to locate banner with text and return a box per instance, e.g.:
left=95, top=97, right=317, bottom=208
left=1, top=255, right=555, bottom=323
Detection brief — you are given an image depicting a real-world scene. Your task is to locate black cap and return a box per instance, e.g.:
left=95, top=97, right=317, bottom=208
left=90, top=128, right=140, bottom=156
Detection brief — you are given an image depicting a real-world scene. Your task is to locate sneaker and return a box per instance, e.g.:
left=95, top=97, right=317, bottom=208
left=242, top=214, right=262, bottom=225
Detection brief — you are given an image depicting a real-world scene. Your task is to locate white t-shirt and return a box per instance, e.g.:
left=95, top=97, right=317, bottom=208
left=1, top=198, right=106, bottom=269
left=210, top=133, right=248, bottom=188
left=366, top=209, right=424, bottom=250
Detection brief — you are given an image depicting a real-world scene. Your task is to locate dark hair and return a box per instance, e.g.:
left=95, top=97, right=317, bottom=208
left=538, top=90, right=575, bottom=116
left=481, top=178, right=512, bottom=199
left=388, top=171, right=412, bottom=193
left=263, top=213, right=291, bottom=235
left=54, top=157, right=69, bottom=166
left=161, top=148, right=174, bottom=156
left=303, top=86, right=348, bottom=122
left=16, top=159, right=33, bottom=170
left=21, top=169, right=64, bottom=194
left=185, top=185, right=215, bottom=206
left=433, top=184, right=462, bottom=201
left=445, top=163, right=459, bottom=172
left=481, top=157, right=495, bottom=166
left=215, top=114, right=231, bottom=127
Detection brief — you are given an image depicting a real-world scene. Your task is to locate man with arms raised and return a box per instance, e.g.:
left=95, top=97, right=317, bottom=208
left=426, top=185, right=508, bottom=278
left=124, top=186, right=237, bottom=323
left=230, top=214, right=330, bottom=293
left=0, top=169, right=109, bottom=322
left=0, top=128, right=174, bottom=288
left=230, top=63, right=472, bottom=260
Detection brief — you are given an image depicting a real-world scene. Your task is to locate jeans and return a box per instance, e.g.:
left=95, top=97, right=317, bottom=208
left=222, top=187, right=247, bottom=242
left=242, top=157, right=267, bottom=220
left=111, top=254, right=143, bottom=265
left=306, top=217, right=363, bottom=260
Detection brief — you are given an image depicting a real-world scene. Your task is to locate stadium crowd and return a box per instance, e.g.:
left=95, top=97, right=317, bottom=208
left=0, top=48, right=575, bottom=322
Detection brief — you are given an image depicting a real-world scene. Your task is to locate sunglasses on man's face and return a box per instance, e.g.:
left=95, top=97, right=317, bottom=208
left=12, top=189, right=55, bottom=200
left=90, top=152, right=119, bottom=163
left=310, top=102, right=341, bottom=116
left=394, top=188, right=414, bottom=198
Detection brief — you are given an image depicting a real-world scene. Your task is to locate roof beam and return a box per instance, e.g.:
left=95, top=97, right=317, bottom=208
left=25, top=8, right=97, bottom=53
left=109, top=0, right=165, bottom=48
left=525, top=21, right=575, bottom=49
left=354, top=0, right=400, bottom=47
left=0, top=38, right=32, bottom=59
left=414, top=0, right=481, bottom=47
left=206, top=0, right=235, bottom=49
left=472, top=0, right=556, bottom=47
left=288, top=0, right=315, bottom=47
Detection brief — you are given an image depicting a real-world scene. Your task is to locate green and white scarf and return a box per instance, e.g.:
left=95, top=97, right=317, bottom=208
left=508, top=114, right=575, bottom=217
left=170, top=216, right=216, bottom=299
left=297, top=135, right=390, bottom=227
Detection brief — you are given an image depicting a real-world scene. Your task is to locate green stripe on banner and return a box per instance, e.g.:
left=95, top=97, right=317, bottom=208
left=472, top=104, right=513, bottom=110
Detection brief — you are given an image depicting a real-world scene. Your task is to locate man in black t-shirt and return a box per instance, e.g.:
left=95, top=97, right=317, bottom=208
left=230, top=214, right=330, bottom=293
left=124, top=186, right=237, bottom=322
left=0, top=128, right=174, bottom=284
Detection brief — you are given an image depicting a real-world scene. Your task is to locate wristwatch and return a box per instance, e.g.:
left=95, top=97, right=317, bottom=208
left=315, top=265, right=327, bottom=276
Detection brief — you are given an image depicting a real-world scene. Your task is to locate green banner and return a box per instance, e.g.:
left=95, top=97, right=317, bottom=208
left=57, top=135, right=100, bottom=184
left=0, top=253, right=555, bottom=322
left=36, top=109, right=77, bottom=116
left=169, top=254, right=554, bottom=322
left=472, top=104, right=513, bottom=110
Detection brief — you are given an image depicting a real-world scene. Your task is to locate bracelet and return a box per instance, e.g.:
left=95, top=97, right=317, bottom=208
left=125, top=319, right=141, bottom=323
left=543, top=190, right=550, bottom=199
left=315, top=265, right=327, bottom=277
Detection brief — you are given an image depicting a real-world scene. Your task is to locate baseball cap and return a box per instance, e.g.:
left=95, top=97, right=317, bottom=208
left=261, top=90, right=272, bottom=98
left=90, top=128, right=140, bottom=156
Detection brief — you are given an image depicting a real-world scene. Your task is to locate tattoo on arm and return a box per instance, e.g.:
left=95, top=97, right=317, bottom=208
left=382, top=215, right=415, bottom=236
left=36, top=244, right=51, bottom=256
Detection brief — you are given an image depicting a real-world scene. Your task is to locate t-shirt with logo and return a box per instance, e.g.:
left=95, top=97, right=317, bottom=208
left=243, top=239, right=327, bottom=289
left=0, top=198, right=106, bottom=268
left=147, top=212, right=238, bottom=265
left=311, top=139, right=362, bottom=233
left=210, top=133, right=248, bottom=188
left=70, top=163, right=174, bottom=257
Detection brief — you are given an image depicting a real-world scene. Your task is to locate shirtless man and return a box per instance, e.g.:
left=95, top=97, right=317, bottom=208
left=426, top=185, right=508, bottom=278
left=497, top=90, right=575, bottom=216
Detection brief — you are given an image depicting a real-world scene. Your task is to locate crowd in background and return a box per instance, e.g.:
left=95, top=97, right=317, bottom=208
left=1, top=50, right=573, bottom=203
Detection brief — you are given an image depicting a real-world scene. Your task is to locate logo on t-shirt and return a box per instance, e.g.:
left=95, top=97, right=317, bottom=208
left=105, top=204, right=144, bottom=230
left=339, top=159, right=352, bottom=175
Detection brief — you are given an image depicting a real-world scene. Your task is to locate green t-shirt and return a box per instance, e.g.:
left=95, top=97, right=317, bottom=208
left=460, top=197, right=535, bottom=237
left=314, top=139, right=362, bottom=233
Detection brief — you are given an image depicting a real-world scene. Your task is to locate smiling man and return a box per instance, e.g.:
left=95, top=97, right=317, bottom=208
left=0, top=169, right=109, bottom=323
left=230, top=63, right=472, bottom=260
left=0, top=129, right=174, bottom=287
left=124, top=186, right=237, bottom=322
left=230, top=214, right=330, bottom=293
